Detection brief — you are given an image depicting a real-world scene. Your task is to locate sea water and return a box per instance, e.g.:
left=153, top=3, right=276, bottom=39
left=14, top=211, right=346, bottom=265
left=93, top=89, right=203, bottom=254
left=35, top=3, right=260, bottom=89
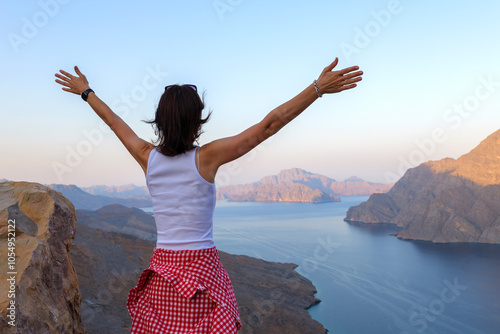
left=209, top=197, right=500, bottom=334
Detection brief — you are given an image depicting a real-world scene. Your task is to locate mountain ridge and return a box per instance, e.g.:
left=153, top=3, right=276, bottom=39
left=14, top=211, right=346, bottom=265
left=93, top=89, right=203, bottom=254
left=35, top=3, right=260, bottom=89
left=81, top=183, right=149, bottom=198
left=345, top=128, right=500, bottom=244
left=4, top=168, right=392, bottom=208
left=46, top=183, right=152, bottom=210
left=75, top=203, right=156, bottom=240
left=217, top=168, right=393, bottom=203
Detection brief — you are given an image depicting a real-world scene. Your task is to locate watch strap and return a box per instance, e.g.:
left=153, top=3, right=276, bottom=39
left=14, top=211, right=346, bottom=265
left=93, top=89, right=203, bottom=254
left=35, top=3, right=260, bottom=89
left=81, top=88, right=94, bottom=101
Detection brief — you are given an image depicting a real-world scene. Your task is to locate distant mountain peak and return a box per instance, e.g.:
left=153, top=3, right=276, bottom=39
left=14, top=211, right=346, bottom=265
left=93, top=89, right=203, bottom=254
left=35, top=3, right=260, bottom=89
left=425, top=128, right=500, bottom=186
left=46, top=183, right=91, bottom=195
left=45, top=183, right=151, bottom=210
left=345, top=176, right=365, bottom=182
left=279, top=167, right=311, bottom=174
left=217, top=168, right=392, bottom=201
left=276, top=168, right=313, bottom=179
left=81, top=183, right=149, bottom=199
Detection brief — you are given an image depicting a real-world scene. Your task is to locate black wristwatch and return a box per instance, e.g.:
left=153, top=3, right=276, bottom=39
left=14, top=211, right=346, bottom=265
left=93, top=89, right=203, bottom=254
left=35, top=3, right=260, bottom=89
left=81, top=88, right=94, bottom=101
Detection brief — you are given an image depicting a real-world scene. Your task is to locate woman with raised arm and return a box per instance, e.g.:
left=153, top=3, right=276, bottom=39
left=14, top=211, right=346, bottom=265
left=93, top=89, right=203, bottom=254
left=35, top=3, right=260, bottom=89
left=55, top=57, right=362, bottom=333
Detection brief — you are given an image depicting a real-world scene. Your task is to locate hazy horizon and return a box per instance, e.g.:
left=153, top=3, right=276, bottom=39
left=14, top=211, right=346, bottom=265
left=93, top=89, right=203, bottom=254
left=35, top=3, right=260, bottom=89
left=2, top=1, right=499, bottom=188
left=2, top=166, right=399, bottom=189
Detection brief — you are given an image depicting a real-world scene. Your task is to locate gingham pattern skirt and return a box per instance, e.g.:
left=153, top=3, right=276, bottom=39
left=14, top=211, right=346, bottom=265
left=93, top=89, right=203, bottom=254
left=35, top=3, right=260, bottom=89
left=127, top=246, right=241, bottom=333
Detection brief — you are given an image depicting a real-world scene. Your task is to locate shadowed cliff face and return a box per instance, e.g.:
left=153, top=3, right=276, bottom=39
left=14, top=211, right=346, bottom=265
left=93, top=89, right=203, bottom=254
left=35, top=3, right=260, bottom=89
left=345, top=129, right=500, bottom=244
left=0, top=181, right=84, bottom=333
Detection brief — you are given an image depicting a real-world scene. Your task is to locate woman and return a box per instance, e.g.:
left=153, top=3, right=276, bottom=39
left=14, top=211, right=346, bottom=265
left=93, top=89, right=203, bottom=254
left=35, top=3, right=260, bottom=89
left=55, top=58, right=362, bottom=333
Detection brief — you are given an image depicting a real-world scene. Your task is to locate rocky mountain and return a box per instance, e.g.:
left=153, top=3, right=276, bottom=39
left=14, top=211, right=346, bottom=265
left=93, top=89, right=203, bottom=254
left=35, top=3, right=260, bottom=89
left=217, top=168, right=392, bottom=203
left=330, top=175, right=393, bottom=195
left=76, top=204, right=156, bottom=240
left=81, top=183, right=149, bottom=199
left=345, top=129, right=500, bottom=244
left=46, top=183, right=152, bottom=210
left=0, top=178, right=8, bottom=183
left=0, top=181, right=84, bottom=333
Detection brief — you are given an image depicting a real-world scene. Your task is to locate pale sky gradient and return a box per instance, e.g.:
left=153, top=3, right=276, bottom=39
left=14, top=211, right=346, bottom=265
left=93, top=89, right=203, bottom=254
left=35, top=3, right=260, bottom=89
left=1, top=0, right=499, bottom=187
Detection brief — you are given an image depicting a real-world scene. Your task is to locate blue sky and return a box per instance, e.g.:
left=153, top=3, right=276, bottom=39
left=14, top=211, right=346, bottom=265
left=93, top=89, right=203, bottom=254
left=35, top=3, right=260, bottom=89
left=1, top=0, right=499, bottom=187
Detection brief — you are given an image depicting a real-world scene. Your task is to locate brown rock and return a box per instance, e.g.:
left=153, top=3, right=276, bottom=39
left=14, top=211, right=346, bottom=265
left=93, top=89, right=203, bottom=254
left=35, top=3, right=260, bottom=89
left=345, top=129, right=500, bottom=244
left=219, top=252, right=326, bottom=334
left=0, top=181, right=84, bottom=333
left=227, top=182, right=340, bottom=203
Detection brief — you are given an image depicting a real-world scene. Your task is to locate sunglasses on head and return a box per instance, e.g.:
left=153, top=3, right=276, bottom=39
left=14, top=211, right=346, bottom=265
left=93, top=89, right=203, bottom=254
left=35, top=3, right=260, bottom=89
left=165, top=84, right=197, bottom=92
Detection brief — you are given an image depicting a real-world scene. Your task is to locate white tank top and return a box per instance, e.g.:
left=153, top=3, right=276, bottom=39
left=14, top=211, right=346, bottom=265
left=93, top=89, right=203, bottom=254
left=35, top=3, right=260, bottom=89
left=146, top=145, right=216, bottom=250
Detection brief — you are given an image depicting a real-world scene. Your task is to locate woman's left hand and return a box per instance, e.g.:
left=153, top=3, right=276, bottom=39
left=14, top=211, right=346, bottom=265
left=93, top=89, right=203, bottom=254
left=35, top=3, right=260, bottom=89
left=54, top=66, right=90, bottom=95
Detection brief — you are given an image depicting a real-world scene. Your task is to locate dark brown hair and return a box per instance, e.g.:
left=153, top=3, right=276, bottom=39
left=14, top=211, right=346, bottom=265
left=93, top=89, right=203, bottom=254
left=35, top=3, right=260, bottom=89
left=143, top=85, right=211, bottom=156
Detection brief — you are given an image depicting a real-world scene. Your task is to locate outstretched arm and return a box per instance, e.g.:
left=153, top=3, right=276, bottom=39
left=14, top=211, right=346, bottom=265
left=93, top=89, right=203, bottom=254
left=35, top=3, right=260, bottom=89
left=200, top=58, right=362, bottom=182
left=260, top=58, right=361, bottom=137
left=55, top=66, right=153, bottom=175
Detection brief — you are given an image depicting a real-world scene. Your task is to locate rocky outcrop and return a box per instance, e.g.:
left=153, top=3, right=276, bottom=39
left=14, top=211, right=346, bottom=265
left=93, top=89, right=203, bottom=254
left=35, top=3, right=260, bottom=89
left=345, top=129, right=500, bottom=244
left=217, top=168, right=393, bottom=203
left=223, top=182, right=340, bottom=203
left=71, top=224, right=327, bottom=333
left=220, top=252, right=325, bottom=334
left=0, top=181, right=84, bottom=333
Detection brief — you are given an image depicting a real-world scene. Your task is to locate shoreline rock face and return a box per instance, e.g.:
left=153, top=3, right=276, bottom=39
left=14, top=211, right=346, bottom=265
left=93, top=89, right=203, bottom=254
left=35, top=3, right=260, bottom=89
left=0, top=181, right=84, bottom=333
left=217, top=168, right=392, bottom=203
left=345, top=129, right=500, bottom=244
left=219, top=252, right=325, bottom=334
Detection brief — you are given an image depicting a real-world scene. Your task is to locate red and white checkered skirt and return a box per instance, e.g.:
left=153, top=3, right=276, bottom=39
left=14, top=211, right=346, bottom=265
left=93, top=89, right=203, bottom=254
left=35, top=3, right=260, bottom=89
left=127, top=246, right=241, bottom=333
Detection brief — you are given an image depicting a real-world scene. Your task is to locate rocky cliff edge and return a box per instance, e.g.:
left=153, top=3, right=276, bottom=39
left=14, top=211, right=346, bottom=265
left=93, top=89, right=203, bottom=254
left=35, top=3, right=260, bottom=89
left=0, top=181, right=84, bottom=333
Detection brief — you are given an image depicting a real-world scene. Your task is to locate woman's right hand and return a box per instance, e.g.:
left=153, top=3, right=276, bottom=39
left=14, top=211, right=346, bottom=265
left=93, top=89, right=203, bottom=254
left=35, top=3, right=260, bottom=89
left=316, top=58, right=363, bottom=94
